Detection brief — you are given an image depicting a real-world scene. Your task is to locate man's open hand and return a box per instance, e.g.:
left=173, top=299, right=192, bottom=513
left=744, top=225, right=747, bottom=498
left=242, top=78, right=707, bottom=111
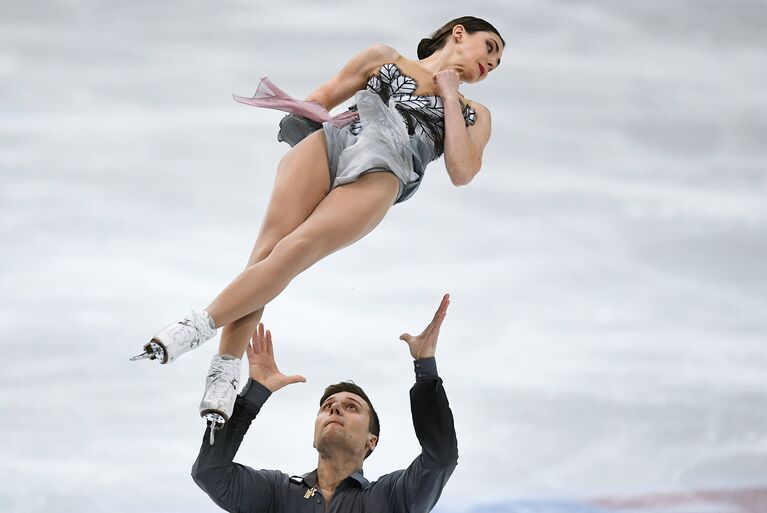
left=245, top=323, right=306, bottom=392
left=399, top=294, right=450, bottom=359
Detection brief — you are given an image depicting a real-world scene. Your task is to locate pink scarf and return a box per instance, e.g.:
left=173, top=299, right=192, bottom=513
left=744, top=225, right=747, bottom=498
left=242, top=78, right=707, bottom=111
left=233, top=78, right=359, bottom=128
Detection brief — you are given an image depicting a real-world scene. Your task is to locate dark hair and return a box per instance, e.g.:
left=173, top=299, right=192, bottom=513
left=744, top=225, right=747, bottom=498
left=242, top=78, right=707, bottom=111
left=417, top=16, right=506, bottom=60
left=320, top=381, right=380, bottom=458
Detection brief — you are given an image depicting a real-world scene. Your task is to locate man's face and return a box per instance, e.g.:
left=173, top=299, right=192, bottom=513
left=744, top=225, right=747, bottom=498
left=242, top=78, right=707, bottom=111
left=313, top=392, right=377, bottom=458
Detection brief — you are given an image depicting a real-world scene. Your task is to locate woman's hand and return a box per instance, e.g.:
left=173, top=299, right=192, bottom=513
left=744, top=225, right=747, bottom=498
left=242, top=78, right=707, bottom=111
left=245, top=323, right=306, bottom=392
left=399, top=294, right=450, bottom=359
left=432, top=70, right=461, bottom=101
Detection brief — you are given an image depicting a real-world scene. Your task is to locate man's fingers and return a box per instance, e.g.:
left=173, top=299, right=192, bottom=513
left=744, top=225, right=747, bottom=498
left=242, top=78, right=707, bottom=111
left=424, top=312, right=445, bottom=337
left=429, top=294, right=450, bottom=324
left=432, top=311, right=447, bottom=330
left=256, top=323, right=270, bottom=352
left=251, top=322, right=261, bottom=346
left=285, top=374, right=307, bottom=385
left=431, top=295, right=450, bottom=327
left=266, top=330, right=274, bottom=356
left=399, top=333, right=412, bottom=343
left=438, top=293, right=450, bottom=314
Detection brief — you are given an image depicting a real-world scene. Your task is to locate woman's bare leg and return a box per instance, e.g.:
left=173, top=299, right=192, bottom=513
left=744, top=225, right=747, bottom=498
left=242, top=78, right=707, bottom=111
left=206, top=171, right=399, bottom=356
left=217, top=130, right=332, bottom=356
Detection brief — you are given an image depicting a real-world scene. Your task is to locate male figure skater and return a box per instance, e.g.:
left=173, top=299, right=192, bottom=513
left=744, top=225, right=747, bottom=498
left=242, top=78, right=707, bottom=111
left=192, top=294, right=457, bottom=513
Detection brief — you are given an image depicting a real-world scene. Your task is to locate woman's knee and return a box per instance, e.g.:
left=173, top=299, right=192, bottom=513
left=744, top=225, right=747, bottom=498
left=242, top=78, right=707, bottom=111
left=247, top=236, right=281, bottom=267
left=268, top=233, right=325, bottom=271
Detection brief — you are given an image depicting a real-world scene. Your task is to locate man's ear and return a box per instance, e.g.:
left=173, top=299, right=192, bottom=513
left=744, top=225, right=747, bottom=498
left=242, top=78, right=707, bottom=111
left=367, top=434, right=378, bottom=452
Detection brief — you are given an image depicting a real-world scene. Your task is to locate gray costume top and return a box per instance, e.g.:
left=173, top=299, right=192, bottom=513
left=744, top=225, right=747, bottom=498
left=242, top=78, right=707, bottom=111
left=278, top=63, right=477, bottom=203
left=192, top=357, right=458, bottom=513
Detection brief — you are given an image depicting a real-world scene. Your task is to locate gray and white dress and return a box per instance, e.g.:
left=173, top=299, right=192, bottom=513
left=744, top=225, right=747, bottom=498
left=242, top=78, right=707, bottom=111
left=242, top=63, right=478, bottom=204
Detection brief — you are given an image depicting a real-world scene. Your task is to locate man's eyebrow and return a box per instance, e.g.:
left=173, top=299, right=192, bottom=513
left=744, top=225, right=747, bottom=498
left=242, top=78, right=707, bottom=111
left=345, top=397, right=363, bottom=407
left=322, top=395, right=363, bottom=407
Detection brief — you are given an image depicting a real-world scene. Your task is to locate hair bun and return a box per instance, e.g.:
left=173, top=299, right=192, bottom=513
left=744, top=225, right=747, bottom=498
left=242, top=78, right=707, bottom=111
left=417, top=37, right=434, bottom=59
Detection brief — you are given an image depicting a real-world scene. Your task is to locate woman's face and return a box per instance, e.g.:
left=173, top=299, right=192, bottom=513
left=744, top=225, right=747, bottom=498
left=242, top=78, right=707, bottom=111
left=456, top=28, right=504, bottom=83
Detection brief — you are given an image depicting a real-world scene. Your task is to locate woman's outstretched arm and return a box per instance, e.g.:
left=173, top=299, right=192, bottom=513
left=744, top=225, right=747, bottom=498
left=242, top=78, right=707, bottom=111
left=305, top=44, right=398, bottom=111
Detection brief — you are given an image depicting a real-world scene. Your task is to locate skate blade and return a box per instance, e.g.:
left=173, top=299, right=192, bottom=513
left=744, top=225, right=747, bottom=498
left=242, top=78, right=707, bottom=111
left=129, top=341, right=166, bottom=363
left=129, top=351, right=154, bottom=361
left=204, top=413, right=227, bottom=445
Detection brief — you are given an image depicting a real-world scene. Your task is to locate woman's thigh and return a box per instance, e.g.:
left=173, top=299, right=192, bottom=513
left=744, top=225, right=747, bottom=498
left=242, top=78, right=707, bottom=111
left=247, top=129, right=332, bottom=264
left=206, top=170, right=399, bottom=328
left=275, top=170, right=400, bottom=271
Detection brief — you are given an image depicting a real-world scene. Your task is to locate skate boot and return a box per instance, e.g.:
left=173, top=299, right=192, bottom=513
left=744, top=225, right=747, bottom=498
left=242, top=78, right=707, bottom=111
left=130, top=310, right=217, bottom=364
left=200, top=354, right=241, bottom=444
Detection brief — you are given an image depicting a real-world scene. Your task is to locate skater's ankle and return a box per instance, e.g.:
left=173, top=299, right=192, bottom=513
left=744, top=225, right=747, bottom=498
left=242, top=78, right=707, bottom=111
left=204, top=310, right=217, bottom=329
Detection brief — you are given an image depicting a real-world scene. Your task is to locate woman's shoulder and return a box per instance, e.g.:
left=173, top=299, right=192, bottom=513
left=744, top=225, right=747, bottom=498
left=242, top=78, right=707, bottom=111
left=464, top=98, right=488, bottom=113
left=351, top=45, right=400, bottom=80
left=362, top=44, right=400, bottom=65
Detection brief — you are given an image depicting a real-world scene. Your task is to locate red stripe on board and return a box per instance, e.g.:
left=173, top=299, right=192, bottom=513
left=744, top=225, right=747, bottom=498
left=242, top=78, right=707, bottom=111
left=592, top=487, right=767, bottom=513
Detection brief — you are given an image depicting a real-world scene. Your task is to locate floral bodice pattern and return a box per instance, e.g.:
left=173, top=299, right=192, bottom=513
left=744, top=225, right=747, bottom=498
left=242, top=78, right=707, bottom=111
left=347, top=63, right=477, bottom=159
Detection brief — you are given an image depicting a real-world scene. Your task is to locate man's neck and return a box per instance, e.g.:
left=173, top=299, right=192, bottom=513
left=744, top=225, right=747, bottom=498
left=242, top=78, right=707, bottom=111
left=316, top=454, right=363, bottom=497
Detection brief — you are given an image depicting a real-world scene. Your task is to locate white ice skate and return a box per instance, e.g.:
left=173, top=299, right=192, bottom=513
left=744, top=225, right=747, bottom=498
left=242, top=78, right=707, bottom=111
left=131, top=310, right=217, bottom=364
left=200, top=354, right=241, bottom=444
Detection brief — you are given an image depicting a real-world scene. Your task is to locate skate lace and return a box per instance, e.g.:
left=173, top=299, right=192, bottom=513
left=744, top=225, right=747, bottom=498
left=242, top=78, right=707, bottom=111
left=206, top=358, right=240, bottom=401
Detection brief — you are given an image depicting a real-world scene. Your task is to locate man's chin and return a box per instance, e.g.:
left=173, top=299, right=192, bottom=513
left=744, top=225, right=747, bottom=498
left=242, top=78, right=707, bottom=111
left=320, top=424, right=341, bottom=437
left=319, top=429, right=339, bottom=442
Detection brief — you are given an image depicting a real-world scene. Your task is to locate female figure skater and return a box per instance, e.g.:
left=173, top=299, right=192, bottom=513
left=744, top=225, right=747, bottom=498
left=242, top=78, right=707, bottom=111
left=132, top=16, right=504, bottom=429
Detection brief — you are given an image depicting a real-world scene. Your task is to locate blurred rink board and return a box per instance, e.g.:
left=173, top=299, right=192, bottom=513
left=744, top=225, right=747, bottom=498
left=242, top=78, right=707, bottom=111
left=448, top=484, right=767, bottom=513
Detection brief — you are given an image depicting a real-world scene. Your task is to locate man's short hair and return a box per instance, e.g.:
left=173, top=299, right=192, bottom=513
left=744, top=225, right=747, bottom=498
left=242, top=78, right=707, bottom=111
left=320, top=381, right=380, bottom=458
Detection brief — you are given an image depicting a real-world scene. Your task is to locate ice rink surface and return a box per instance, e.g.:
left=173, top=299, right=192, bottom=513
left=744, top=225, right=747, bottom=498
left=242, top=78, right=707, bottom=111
left=1, top=1, right=766, bottom=512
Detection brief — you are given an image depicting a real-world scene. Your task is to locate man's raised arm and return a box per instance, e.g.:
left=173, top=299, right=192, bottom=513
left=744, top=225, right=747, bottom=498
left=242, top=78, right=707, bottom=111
left=385, top=294, right=459, bottom=513
left=191, top=323, right=305, bottom=512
